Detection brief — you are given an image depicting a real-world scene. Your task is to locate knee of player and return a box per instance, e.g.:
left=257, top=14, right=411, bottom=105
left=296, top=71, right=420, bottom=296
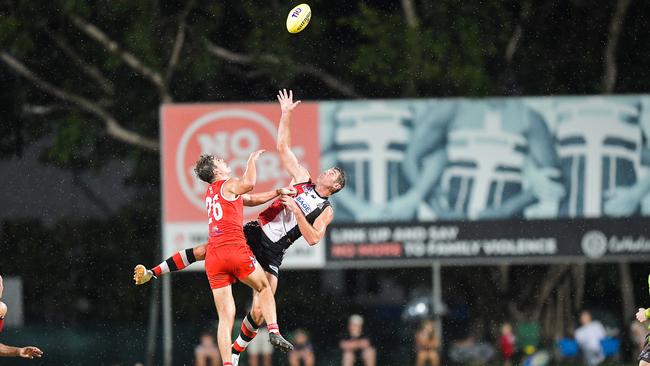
left=194, top=245, right=207, bottom=260
left=0, top=301, right=7, bottom=318
left=254, top=280, right=270, bottom=293
left=218, top=302, right=236, bottom=319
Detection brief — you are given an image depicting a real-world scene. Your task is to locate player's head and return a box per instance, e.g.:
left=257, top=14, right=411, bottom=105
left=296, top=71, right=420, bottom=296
left=316, top=167, right=346, bottom=195
left=194, top=154, right=231, bottom=183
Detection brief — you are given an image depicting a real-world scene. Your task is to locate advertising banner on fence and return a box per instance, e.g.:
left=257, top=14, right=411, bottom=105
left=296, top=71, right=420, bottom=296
left=161, top=103, right=323, bottom=269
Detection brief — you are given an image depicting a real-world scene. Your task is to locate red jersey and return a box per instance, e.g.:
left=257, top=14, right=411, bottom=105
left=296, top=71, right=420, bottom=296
left=499, top=334, right=515, bottom=359
left=205, top=179, right=246, bottom=246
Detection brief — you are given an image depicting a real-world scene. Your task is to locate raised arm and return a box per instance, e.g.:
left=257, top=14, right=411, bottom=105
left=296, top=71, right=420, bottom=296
left=276, top=89, right=310, bottom=183
left=222, top=150, right=265, bottom=199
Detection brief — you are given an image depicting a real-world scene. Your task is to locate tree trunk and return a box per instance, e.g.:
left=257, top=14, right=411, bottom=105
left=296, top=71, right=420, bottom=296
left=602, top=0, right=633, bottom=93
left=572, top=263, right=586, bottom=311
left=531, top=264, right=570, bottom=321
left=619, top=262, right=635, bottom=323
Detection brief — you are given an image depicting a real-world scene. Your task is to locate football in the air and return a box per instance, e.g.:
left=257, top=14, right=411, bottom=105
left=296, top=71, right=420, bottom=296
left=286, top=4, right=312, bottom=34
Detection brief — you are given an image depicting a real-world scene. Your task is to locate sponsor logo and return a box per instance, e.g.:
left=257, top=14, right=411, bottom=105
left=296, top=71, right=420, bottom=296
left=176, top=109, right=304, bottom=221
left=294, top=195, right=312, bottom=213
left=581, top=230, right=608, bottom=259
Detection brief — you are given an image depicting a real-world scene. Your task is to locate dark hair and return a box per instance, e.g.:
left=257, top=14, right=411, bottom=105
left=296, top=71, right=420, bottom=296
left=331, top=166, right=346, bottom=193
left=194, top=154, right=216, bottom=183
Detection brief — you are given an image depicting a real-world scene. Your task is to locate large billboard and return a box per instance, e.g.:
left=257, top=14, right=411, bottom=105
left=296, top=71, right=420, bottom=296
left=161, top=103, right=323, bottom=269
left=161, top=96, right=650, bottom=269
left=320, top=96, right=650, bottom=264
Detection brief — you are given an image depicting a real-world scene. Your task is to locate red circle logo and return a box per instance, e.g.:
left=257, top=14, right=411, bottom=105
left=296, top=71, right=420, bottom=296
left=176, top=109, right=293, bottom=221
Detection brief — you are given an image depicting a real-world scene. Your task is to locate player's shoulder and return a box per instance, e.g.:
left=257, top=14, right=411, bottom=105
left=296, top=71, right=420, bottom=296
left=216, top=177, right=243, bottom=190
left=319, top=204, right=334, bottom=219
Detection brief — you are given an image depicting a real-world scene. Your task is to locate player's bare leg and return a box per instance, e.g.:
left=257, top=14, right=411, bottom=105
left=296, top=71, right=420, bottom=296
left=240, top=265, right=293, bottom=353
left=641, top=361, right=650, bottom=366
left=134, top=244, right=207, bottom=285
left=211, top=285, right=237, bottom=365
left=231, top=272, right=278, bottom=364
left=250, top=273, right=278, bottom=324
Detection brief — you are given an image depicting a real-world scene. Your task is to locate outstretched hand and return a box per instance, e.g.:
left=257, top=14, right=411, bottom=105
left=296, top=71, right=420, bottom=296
left=277, top=89, right=301, bottom=113
left=19, top=346, right=43, bottom=359
left=247, top=149, right=266, bottom=162
left=277, top=186, right=297, bottom=196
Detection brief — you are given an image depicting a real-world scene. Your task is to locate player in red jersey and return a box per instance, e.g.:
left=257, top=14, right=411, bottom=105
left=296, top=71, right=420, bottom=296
left=0, top=275, right=43, bottom=359
left=195, top=150, right=293, bottom=366
left=135, top=90, right=344, bottom=365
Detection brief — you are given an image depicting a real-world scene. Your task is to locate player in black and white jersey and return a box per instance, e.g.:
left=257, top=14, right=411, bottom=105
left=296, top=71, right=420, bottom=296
left=134, top=90, right=345, bottom=363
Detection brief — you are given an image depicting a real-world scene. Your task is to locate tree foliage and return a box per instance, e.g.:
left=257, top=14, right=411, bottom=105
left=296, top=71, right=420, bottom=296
left=1, top=0, right=648, bottom=156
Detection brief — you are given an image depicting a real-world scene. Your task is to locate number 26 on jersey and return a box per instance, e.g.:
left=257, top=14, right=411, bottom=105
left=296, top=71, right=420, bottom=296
left=205, top=194, right=223, bottom=223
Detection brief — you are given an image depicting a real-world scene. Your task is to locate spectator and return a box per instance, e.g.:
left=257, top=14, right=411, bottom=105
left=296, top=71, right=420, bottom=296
left=194, top=331, right=221, bottom=366
left=248, top=327, right=273, bottom=366
left=499, top=322, right=516, bottom=366
left=340, top=314, right=376, bottom=366
left=574, top=310, right=606, bottom=366
left=415, top=318, right=440, bottom=366
left=288, top=328, right=315, bottom=366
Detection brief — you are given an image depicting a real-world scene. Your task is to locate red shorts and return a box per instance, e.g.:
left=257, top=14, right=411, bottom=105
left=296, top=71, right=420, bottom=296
left=205, top=242, right=257, bottom=289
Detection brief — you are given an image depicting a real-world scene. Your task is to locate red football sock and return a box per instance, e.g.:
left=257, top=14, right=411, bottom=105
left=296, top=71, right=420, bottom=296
left=152, top=248, right=196, bottom=277
left=267, top=322, right=280, bottom=335
left=232, top=313, right=259, bottom=354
